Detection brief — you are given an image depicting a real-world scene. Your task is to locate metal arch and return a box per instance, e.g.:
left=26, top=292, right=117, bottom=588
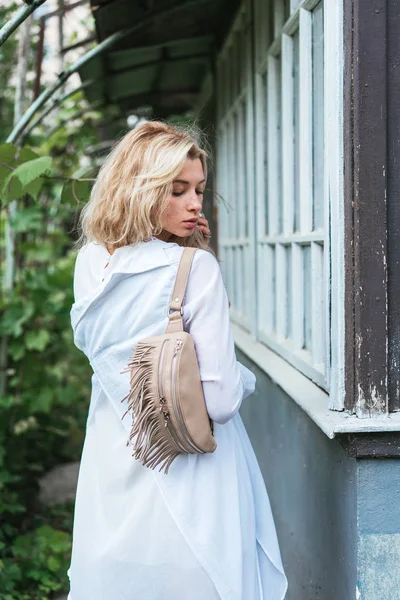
left=0, top=0, right=48, bottom=48
left=21, top=80, right=95, bottom=142
left=6, top=0, right=203, bottom=144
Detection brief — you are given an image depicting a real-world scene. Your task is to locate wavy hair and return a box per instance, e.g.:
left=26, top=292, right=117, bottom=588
left=74, top=121, right=210, bottom=251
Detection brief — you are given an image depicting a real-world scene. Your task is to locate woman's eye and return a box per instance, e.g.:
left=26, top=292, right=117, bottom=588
left=172, top=189, right=203, bottom=197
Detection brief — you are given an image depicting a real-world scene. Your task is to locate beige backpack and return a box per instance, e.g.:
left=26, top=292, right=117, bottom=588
left=120, top=247, right=217, bottom=474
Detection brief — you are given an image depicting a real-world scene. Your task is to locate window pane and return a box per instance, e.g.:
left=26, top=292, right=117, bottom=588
left=220, top=58, right=227, bottom=115
left=240, top=27, right=247, bottom=89
left=268, top=0, right=275, bottom=45
left=233, top=110, right=240, bottom=238
left=227, top=120, right=236, bottom=236
left=303, top=244, right=312, bottom=350
left=274, top=55, right=283, bottom=233
left=284, top=0, right=290, bottom=21
left=286, top=245, right=292, bottom=338
left=229, top=246, right=236, bottom=307
left=232, top=246, right=239, bottom=313
left=234, top=30, right=241, bottom=98
left=277, top=55, right=283, bottom=233
left=312, top=2, right=324, bottom=230
left=263, top=72, right=268, bottom=235
left=271, top=244, right=276, bottom=332
left=228, top=44, right=234, bottom=107
left=293, top=29, right=300, bottom=231
left=241, top=99, right=249, bottom=237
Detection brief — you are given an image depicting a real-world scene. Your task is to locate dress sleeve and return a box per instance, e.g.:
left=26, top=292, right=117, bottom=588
left=182, top=250, right=256, bottom=424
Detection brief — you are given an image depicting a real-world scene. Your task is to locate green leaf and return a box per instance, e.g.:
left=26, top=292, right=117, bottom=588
left=12, top=156, right=52, bottom=188
left=1, top=171, right=22, bottom=204
left=17, top=147, right=40, bottom=163
left=46, top=556, right=60, bottom=572
left=0, top=149, right=46, bottom=204
left=33, top=388, right=54, bottom=414
left=7, top=174, right=23, bottom=202
left=0, top=144, right=17, bottom=193
left=61, top=179, right=91, bottom=205
left=0, top=396, right=15, bottom=409
left=25, top=329, right=51, bottom=352
left=0, top=166, right=13, bottom=201
left=0, top=143, right=18, bottom=165
left=1, top=560, right=22, bottom=582
left=0, top=300, right=35, bottom=337
left=23, top=176, right=44, bottom=201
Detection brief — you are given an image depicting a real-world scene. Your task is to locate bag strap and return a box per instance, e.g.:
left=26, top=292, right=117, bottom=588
left=165, top=247, right=197, bottom=334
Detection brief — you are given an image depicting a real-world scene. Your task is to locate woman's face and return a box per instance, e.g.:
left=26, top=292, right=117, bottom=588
left=158, top=157, right=205, bottom=240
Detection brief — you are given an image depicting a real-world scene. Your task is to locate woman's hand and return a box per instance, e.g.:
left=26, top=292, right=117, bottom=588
left=197, top=211, right=211, bottom=244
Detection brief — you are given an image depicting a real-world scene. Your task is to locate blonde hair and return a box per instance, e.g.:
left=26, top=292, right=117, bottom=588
left=75, top=121, right=210, bottom=251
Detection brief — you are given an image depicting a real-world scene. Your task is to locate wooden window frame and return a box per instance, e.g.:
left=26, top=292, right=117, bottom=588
left=216, top=2, right=255, bottom=334
left=217, top=0, right=345, bottom=405
left=252, top=0, right=342, bottom=393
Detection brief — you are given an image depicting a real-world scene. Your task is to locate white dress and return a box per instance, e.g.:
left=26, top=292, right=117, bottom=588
left=68, top=238, right=287, bottom=600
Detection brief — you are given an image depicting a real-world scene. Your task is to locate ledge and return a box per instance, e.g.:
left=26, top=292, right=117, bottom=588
left=232, top=324, right=400, bottom=439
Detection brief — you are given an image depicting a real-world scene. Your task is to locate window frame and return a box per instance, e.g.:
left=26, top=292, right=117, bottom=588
left=254, top=0, right=328, bottom=389
left=216, top=0, right=344, bottom=407
left=216, top=3, right=256, bottom=334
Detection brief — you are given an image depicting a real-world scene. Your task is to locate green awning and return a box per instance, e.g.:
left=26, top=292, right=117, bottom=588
left=79, top=0, right=238, bottom=118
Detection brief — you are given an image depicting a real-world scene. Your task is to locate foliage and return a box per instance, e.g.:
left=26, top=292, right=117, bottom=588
left=0, top=7, right=127, bottom=596
left=0, top=522, right=72, bottom=600
left=0, top=136, right=95, bottom=597
left=0, top=89, right=105, bottom=599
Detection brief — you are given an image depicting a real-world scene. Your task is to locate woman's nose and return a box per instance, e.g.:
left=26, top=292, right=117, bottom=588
left=188, top=193, right=202, bottom=212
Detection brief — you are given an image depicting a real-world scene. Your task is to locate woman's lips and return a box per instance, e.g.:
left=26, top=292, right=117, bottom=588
left=183, top=220, right=198, bottom=229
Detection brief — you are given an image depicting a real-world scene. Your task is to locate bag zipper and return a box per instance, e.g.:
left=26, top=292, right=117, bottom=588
left=171, top=339, right=206, bottom=454
left=158, top=339, right=169, bottom=404
left=158, top=339, right=187, bottom=453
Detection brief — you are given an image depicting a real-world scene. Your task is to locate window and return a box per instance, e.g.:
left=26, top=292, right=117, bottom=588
left=217, top=0, right=345, bottom=397
left=216, top=5, right=254, bottom=332
left=254, top=1, right=327, bottom=387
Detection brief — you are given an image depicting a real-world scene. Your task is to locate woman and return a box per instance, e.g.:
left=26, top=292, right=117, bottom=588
left=68, top=121, right=287, bottom=600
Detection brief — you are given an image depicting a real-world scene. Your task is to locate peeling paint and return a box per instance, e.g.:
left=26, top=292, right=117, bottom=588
left=357, top=383, right=388, bottom=416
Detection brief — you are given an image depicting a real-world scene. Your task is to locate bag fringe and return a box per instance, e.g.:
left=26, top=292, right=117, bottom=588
left=121, top=342, right=179, bottom=474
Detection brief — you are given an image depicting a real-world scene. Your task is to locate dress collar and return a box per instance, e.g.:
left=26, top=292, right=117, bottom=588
left=70, top=238, right=175, bottom=331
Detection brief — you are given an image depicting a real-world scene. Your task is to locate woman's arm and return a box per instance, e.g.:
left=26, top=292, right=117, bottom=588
left=183, top=250, right=256, bottom=424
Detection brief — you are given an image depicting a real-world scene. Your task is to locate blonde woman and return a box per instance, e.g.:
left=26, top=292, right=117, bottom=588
left=68, top=121, right=287, bottom=600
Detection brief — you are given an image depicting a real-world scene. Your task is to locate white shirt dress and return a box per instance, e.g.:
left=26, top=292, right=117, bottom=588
left=68, top=237, right=288, bottom=600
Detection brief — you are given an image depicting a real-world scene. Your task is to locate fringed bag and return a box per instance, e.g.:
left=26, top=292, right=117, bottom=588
left=120, top=247, right=217, bottom=474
